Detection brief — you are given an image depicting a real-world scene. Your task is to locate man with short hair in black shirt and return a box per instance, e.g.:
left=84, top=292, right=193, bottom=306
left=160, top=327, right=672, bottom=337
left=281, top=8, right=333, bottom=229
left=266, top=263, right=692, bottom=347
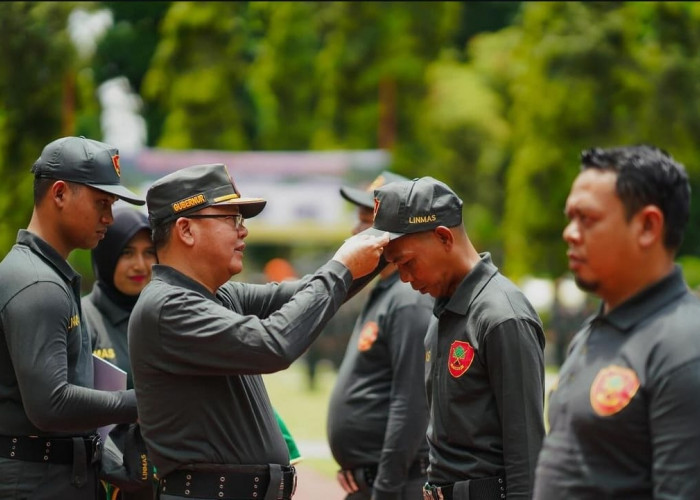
left=534, top=145, right=700, bottom=499
left=360, top=177, right=546, bottom=500
left=0, top=136, right=144, bottom=499
left=328, top=171, right=433, bottom=500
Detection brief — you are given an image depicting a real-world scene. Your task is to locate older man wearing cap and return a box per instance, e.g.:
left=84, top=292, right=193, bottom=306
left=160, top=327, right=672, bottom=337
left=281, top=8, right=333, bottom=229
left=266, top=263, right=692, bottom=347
left=128, top=163, right=388, bottom=500
left=0, top=136, right=144, bottom=499
left=327, top=171, right=433, bottom=500
left=361, top=177, right=546, bottom=500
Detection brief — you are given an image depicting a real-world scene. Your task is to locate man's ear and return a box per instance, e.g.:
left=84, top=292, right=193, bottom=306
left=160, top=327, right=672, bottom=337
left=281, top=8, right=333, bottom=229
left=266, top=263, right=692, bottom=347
left=434, top=226, right=454, bottom=249
left=173, top=217, right=196, bottom=247
left=637, top=205, right=664, bottom=248
left=51, top=181, right=68, bottom=206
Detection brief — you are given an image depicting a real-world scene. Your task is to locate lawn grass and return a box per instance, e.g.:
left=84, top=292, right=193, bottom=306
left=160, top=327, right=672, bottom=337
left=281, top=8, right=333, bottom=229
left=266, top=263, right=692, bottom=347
left=263, top=359, right=340, bottom=478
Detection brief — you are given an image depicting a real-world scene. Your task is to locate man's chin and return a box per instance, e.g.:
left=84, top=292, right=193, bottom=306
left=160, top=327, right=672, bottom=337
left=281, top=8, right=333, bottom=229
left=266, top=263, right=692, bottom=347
left=574, top=276, right=598, bottom=294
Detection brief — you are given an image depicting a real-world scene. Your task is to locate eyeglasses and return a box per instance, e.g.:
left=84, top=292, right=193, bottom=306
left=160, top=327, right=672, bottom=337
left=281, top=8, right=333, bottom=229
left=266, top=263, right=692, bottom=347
left=186, top=214, right=244, bottom=229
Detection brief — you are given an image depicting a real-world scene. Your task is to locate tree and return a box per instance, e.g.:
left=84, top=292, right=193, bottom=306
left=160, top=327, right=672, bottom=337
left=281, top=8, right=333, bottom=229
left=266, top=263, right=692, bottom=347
left=93, top=1, right=171, bottom=146
left=498, top=1, right=700, bottom=279
left=0, top=2, right=84, bottom=256
left=142, top=2, right=265, bottom=150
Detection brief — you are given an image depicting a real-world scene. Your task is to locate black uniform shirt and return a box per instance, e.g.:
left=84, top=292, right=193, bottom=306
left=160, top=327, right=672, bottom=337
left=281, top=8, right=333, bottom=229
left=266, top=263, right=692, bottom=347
left=425, top=253, right=545, bottom=499
left=0, top=230, right=137, bottom=436
left=534, top=266, right=700, bottom=500
left=83, top=283, right=134, bottom=388
left=327, top=272, right=433, bottom=495
left=129, top=261, right=355, bottom=478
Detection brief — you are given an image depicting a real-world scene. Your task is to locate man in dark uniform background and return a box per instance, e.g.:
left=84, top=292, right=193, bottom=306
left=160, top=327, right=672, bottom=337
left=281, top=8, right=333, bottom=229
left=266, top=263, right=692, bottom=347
left=128, top=163, right=389, bottom=500
left=362, top=177, right=546, bottom=500
left=328, top=171, right=433, bottom=500
left=0, top=136, right=143, bottom=499
left=534, top=145, right=700, bottom=499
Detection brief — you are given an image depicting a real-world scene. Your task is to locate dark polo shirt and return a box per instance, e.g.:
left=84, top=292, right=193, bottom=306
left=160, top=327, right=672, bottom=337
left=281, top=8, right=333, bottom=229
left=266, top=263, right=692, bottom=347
left=534, top=266, right=700, bottom=499
left=328, top=271, right=433, bottom=496
left=425, top=253, right=545, bottom=499
left=83, top=283, right=135, bottom=389
left=0, top=230, right=137, bottom=436
left=129, top=261, right=355, bottom=478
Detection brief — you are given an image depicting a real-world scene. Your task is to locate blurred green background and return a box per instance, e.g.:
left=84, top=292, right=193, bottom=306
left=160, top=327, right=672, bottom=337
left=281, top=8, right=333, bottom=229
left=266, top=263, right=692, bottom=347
left=3, top=1, right=700, bottom=284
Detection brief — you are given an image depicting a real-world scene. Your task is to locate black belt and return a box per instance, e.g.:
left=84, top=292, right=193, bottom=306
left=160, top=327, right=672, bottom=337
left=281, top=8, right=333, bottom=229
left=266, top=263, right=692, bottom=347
left=344, top=457, right=429, bottom=489
left=160, top=465, right=296, bottom=500
left=0, top=434, right=102, bottom=465
left=423, top=476, right=505, bottom=500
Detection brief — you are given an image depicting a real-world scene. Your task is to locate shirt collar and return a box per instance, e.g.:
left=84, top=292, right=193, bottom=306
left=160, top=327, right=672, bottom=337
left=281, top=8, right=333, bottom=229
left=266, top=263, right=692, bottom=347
left=596, top=265, right=688, bottom=332
left=151, top=264, right=218, bottom=301
left=434, top=252, right=499, bottom=316
left=375, top=270, right=400, bottom=291
left=91, top=281, right=132, bottom=323
left=17, top=229, right=79, bottom=285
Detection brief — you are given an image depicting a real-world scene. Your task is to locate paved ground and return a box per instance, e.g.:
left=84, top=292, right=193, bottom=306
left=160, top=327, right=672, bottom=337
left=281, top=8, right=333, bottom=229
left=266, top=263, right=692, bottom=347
left=293, top=462, right=344, bottom=500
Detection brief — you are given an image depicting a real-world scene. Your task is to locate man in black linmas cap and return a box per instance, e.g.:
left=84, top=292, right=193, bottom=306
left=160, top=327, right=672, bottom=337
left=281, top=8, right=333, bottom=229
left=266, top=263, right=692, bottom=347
left=128, top=163, right=389, bottom=500
left=361, top=177, right=546, bottom=500
left=328, top=171, right=433, bottom=500
left=0, top=136, right=144, bottom=499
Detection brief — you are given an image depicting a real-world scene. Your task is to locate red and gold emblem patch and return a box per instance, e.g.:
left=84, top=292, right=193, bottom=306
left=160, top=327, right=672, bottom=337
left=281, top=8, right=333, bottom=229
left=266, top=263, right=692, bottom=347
left=357, top=321, right=379, bottom=352
left=112, top=154, right=121, bottom=177
left=448, top=340, right=474, bottom=378
left=590, top=365, right=639, bottom=416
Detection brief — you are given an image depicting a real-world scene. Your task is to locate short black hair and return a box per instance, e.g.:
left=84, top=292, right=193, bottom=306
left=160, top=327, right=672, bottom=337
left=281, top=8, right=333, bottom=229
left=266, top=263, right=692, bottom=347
left=150, top=219, right=173, bottom=252
left=33, top=177, right=81, bottom=206
left=580, top=145, right=690, bottom=251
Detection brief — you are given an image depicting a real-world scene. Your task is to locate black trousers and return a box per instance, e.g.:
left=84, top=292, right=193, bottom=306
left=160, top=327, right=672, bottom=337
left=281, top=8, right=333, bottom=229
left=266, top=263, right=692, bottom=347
left=0, top=456, right=99, bottom=500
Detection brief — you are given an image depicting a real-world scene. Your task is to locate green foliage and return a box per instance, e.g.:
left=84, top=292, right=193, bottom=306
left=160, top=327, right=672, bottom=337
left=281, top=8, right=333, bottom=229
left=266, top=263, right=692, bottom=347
left=0, top=2, right=84, bottom=256
left=496, top=1, right=700, bottom=279
left=6, top=1, right=700, bottom=283
left=142, top=2, right=464, bottom=152
left=142, top=2, right=264, bottom=150
left=678, top=255, right=700, bottom=290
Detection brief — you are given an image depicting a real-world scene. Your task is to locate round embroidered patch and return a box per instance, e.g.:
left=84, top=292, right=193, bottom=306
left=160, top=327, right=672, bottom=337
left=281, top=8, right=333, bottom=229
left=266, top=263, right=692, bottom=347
left=357, top=321, right=379, bottom=352
left=590, top=365, right=640, bottom=416
left=448, top=340, right=474, bottom=378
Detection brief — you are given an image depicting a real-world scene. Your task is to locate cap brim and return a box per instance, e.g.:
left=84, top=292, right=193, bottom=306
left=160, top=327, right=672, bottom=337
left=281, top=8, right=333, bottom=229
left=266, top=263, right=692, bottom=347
left=214, top=197, right=267, bottom=219
left=356, top=226, right=405, bottom=241
left=90, top=183, right=145, bottom=206
left=339, top=186, right=374, bottom=209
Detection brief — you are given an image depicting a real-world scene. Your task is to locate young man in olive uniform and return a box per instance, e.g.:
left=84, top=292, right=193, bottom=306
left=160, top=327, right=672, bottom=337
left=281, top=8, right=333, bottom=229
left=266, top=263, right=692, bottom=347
left=361, top=177, right=546, bottom=500
left=0, top=136, right=144, bottom=499
left=534, top=145, right=700, bottom=499
left=328, top=171, right=433, bottom=500
left=128, top=163, right=388, bottom=500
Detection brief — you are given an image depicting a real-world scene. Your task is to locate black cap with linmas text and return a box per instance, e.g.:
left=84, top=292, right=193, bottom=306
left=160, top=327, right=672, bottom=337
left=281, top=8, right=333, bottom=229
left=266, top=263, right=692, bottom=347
left=31, top=136, right=144, bottom=205
left=359, top=176, right=463, bottom=240
left=339, top=170, right=409, bottom=209
left=146, top=163, right=267, bottom=226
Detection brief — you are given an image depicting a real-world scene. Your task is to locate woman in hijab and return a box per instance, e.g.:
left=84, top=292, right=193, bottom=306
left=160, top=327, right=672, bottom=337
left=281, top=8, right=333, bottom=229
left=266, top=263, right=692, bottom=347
left=83, top=207, right=156, bottom=390
left=83, top=207, right=156, bottom=500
